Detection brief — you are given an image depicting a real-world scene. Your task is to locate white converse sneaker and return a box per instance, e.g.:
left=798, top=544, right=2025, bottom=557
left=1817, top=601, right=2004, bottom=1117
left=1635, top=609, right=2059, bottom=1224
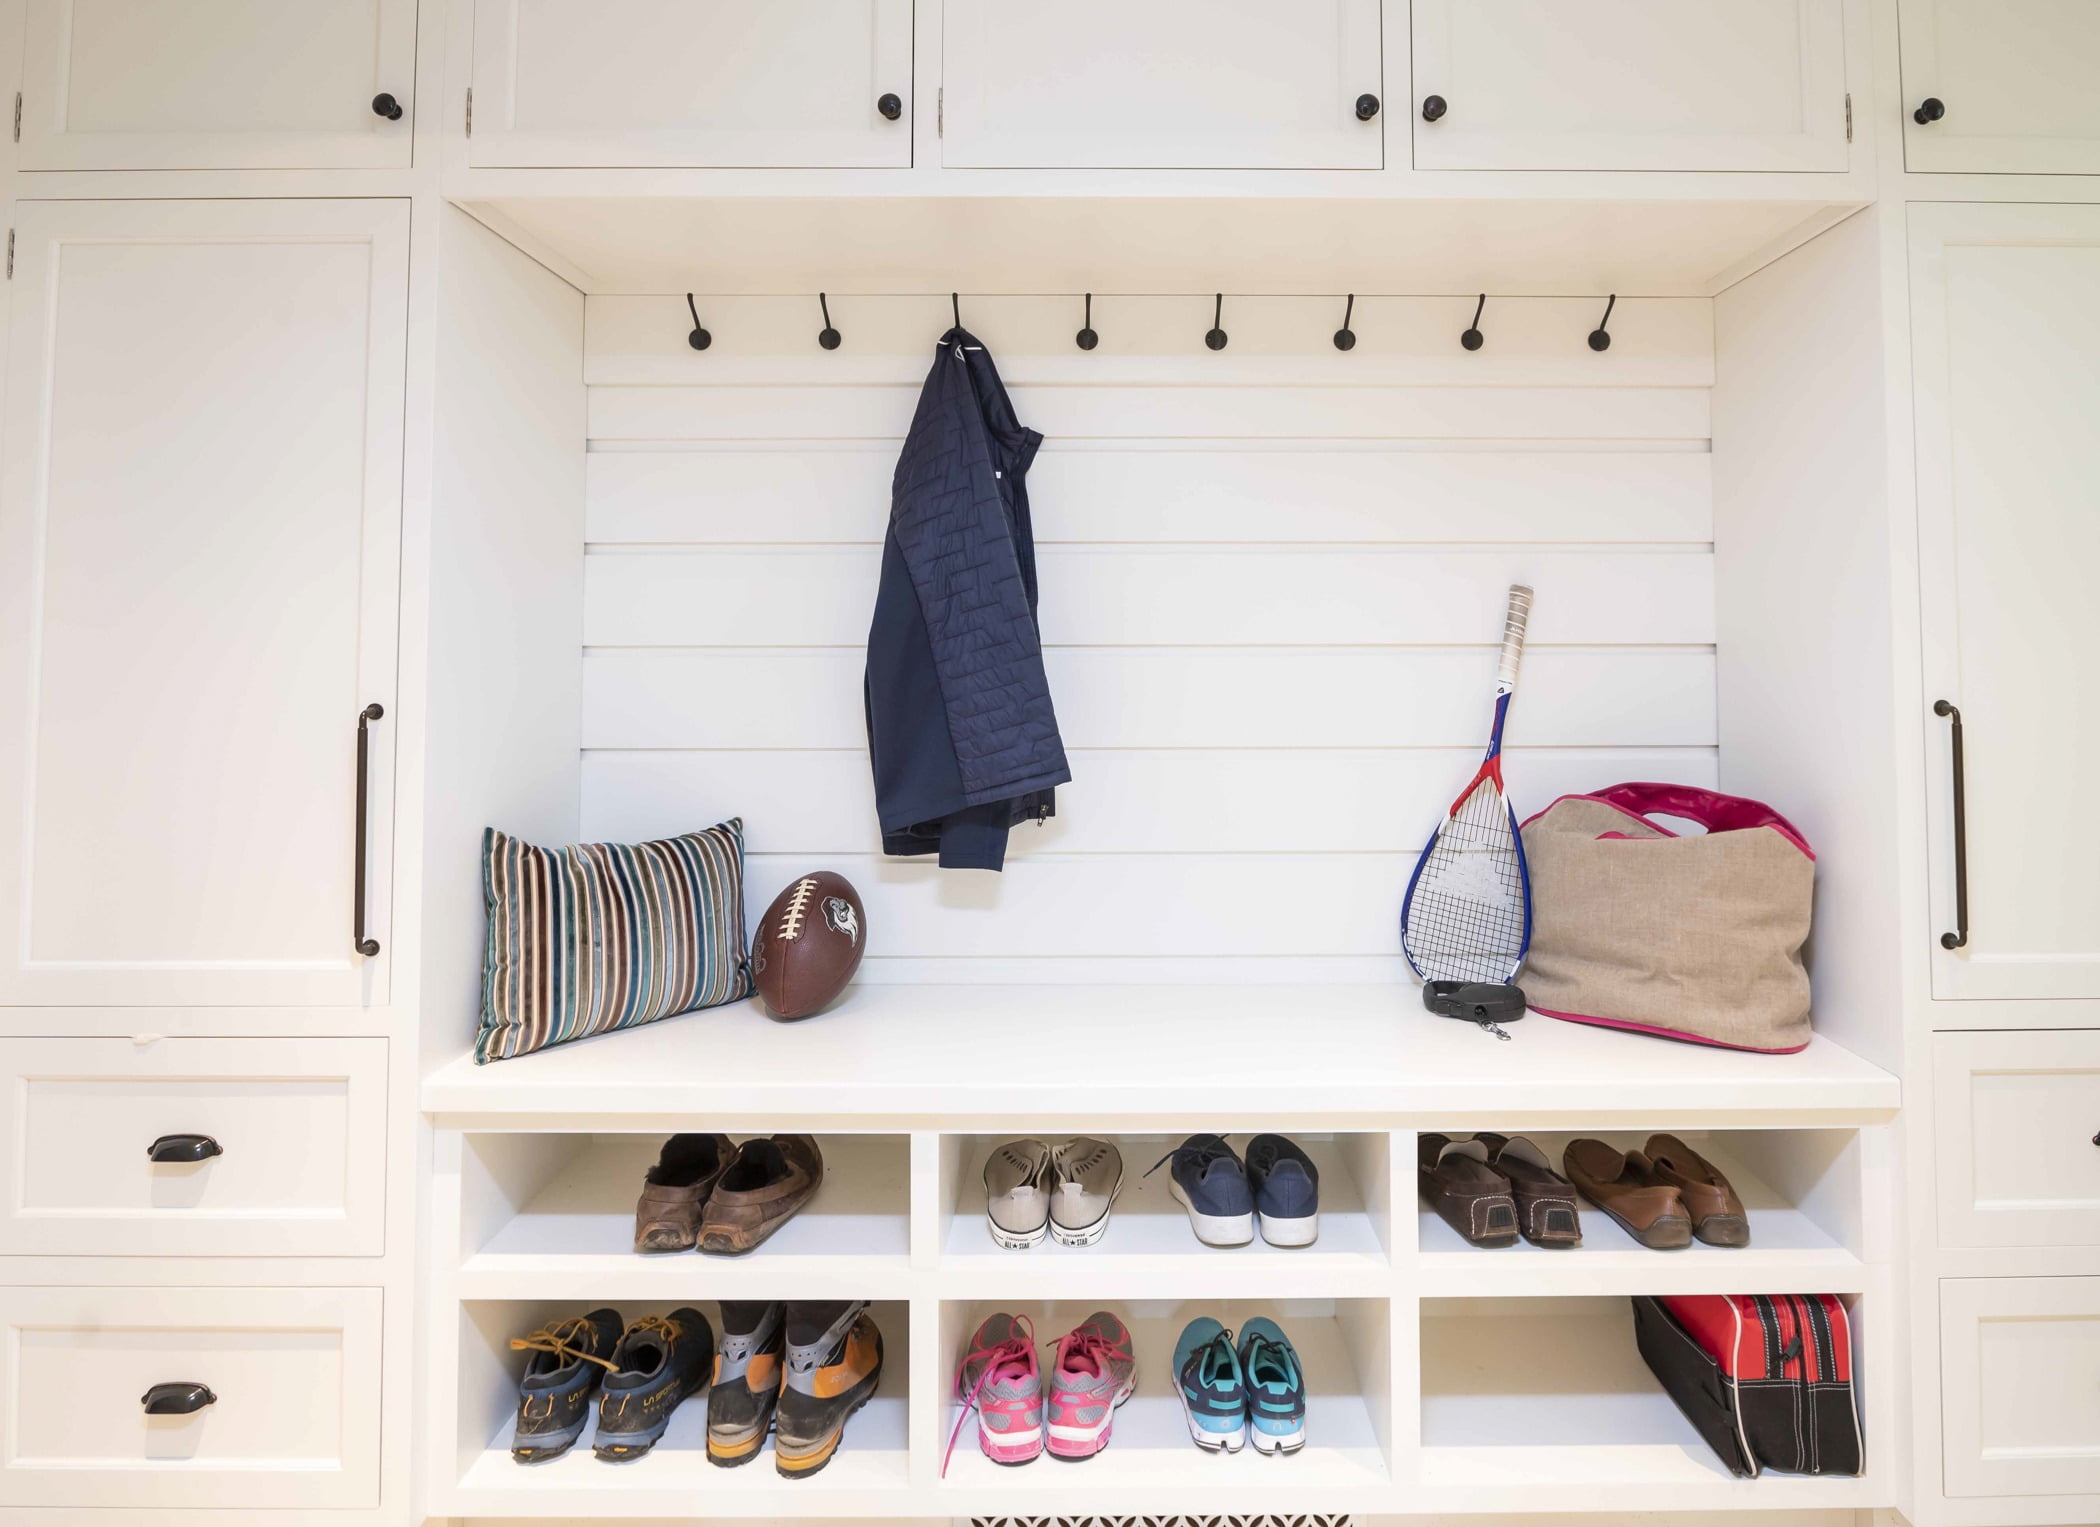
left=983, top=1139, right=1053, bottom=1249
left=1049, top=1138, right=1122, bottom=1247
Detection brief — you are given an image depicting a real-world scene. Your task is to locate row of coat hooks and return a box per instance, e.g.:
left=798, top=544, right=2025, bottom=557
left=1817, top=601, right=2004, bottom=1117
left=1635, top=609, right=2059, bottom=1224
left=683, top=291, right=1622, bottom=353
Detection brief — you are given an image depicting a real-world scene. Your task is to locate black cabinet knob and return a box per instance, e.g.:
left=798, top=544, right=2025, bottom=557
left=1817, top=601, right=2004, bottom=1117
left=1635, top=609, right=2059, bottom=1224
left=877, top=93, right=902, bottom=121
left=1914, top=97, right=1945, bottom=125
left=1356, top=93, right=1380, bottom=121
left=142, top=1382, right=216, bottom=1415
left=371, top=93, right=403, bottom=121
left=148, top=1134, right=222, bottom=1164
left=1421, top=95, right=1448, bottom=123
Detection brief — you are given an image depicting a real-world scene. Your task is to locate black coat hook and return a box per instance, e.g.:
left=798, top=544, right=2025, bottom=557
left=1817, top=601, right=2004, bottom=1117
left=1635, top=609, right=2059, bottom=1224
left=1333, top=294, right=1356, bottom=352
left=1461, top=293, right=1486, bottom=351
left=1205, top=293, right=1228, bottom=351
left=1588, top=293, right=1617, bottom=352
left=817, top=292, right=841, bottom=350
left=951, top=291, right=961, bottom=330
left=684, top=293, right=711, bottom=352
left=1075, top=293, right=1098, bottom=351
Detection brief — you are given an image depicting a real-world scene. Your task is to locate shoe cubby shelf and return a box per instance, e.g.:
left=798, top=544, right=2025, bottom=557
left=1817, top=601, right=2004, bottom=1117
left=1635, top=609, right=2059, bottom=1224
left=424, top=985, right=1899, bottom=1515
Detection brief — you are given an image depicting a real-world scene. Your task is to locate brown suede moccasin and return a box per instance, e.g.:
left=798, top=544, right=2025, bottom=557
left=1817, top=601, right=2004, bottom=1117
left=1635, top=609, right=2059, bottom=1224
left=1643, top=1133, right=1751, bottom=1247
left=634, top=1133, right=736, bottom=1253
left=1475, top=1132, right=1583, bottom=1248
left=1418, top=1133, right=1519, bottom=1248
left=698, top=1134, right=825, bottom=1255
left=1563, top=1137, right=1694, bottom=1250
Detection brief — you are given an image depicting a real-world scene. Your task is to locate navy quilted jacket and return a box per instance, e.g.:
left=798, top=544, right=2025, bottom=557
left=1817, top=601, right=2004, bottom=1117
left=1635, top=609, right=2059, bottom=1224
left=865, top=327, right=1069, bottom=871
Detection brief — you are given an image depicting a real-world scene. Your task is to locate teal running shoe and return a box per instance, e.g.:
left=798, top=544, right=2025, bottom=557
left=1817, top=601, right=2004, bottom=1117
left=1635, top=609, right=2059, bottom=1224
left=1237, top=1318, right=1307, bottom=1454
left=1172, top=1316, right=1246, bottom=1452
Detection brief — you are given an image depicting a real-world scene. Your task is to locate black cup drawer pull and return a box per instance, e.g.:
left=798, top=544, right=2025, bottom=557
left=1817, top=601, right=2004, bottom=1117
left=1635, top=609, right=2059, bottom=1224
left=354, top=703, right=383, bottom=958
left=142, top=1382, right=216, bottom=1415
left=1934, top=699, right=1969, bottom=951
left=148, top=1134, right=222, bottom=1164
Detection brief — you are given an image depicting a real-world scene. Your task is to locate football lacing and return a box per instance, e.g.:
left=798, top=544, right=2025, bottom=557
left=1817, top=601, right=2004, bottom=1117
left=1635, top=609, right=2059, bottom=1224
left=778, top=877, right=817, bottom=940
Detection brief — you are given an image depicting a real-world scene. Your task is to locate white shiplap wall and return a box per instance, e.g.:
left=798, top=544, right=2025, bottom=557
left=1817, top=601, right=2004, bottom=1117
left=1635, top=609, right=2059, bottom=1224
left=580, top=294, right=1718, bottom=983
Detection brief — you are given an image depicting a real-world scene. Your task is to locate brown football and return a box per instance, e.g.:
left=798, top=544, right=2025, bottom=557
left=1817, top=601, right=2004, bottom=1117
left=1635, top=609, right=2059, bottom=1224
left=750, top=870, right=866, bottom=1020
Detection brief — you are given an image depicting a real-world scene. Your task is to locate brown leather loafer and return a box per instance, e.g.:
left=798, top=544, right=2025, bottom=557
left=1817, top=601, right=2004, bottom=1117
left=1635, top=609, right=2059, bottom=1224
left=1643, top=1133, right=1751, bottom=1247
left=699, top=1135, right=825, bottom=1255
left=1475, top=1132, right=1582, bottom=1248
left=634, top=1133, right=735, bottom=1253
left=1418, top=1133, right=1519, bottom=1248
left=1563, top=1138, right=1693, bottom=1250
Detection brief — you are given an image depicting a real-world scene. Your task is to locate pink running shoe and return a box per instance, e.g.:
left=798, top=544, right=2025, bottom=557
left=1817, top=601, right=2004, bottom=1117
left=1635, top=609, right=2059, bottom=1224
left=1046, top=1311, right=1137, bottom=1459
left=945, top=1313, right=1041, bottom=1472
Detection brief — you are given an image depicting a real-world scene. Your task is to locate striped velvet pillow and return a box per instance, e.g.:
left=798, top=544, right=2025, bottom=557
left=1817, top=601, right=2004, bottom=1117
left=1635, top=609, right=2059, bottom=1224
left=475, top=820, right=753, bottom=1064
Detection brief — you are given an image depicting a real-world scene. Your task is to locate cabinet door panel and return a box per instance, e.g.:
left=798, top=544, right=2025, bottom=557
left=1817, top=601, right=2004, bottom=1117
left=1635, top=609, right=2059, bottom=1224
left=1911, top=203, right=2100, bottom=1002
left=0, top=201, right=408, bottom=1007
left=1934, top=1031, right=2100, bottom=1247
left=1412, top=0, right=1847, bottom=171
left=19, top=0, right=417, bottom=169
left=1899, top=0, right=2100, bottom=174
left=469, top=0, right=912, bottom=167
left=1942, top=1277, right=2100, bottom=1497
left=941, top=0, right=1383, bottom=169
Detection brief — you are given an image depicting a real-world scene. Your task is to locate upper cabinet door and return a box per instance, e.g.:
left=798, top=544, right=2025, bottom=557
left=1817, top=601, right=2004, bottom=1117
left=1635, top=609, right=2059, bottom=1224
left=1911, top=203, right=2100, bottom=1003
left=941, top=0, right=1383, bottom=169
left=468, top=0, right=913, bottom=168
left=1899, top=0, right=2100, bottom=174
left=0, top=201, right=408, bottom=1009
left=1412, top=0, right=1848, bottom=171
left=18, top=0, right=418, bottom=170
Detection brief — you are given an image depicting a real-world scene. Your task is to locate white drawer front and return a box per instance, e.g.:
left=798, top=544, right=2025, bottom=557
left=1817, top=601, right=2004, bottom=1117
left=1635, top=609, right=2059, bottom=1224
left=0, top=1037, right=387, bottom=1256
left=1942, top=1276, right=2100, bottom=1497
left=1934, top=1030, right=2100, bottom=1248
left=0, top=1285, right=381, bottom=1508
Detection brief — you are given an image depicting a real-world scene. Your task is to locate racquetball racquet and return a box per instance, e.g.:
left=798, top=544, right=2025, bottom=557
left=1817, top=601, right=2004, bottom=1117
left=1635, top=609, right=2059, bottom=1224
left=1400, top=583, right=1535, bottom=985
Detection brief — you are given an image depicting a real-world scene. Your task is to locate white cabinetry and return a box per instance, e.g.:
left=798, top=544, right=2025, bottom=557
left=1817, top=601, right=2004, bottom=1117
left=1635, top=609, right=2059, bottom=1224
left=0, top=199, right=409, bottom=1009
left=1410, top=0, right=1849, bottom=171
left=1910, top=202, right=2100, bottom=1005
left=1933, top=1030, right=2100, bottom=1248
left=939, top=0, right=1383, bottom=169
left=1941, top=1276, right=2100, bottom=1498
left=1898, top=0, right=2100, bottom=174
left=467, top=0, right=913, bottom=168
left=18, top=0, right=417, bottom=170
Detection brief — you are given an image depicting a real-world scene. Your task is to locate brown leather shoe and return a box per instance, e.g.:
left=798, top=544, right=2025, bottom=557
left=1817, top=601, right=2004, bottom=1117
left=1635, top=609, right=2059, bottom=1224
left=1475, top=1132, right=1582, bottom=1248
left=1562, top=1138, right=1693, bottom=1249
left=698, top=1135, right=824, bottom=1255
left=1418, top=1134, right=1519, bottom=1248
left=1643, top=1134, right=1751, bottom=1247
left=634, top=1133, right=735, bottom=1253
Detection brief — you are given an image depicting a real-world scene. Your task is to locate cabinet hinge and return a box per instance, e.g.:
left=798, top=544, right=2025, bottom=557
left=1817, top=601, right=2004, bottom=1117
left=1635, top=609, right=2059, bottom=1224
left=465, top=86, right=473, bottom=139
left=7, top=230, right=14, bottom=281
left=936, top=86, right=943, bottom=138
left=11, top=92, right=19, bottom=143
left=1845, top=92, right=1852, bottom=143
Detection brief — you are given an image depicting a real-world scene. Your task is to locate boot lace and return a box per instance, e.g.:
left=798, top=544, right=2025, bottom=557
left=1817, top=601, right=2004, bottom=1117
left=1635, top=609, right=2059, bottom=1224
left=509, top=1315, right=617, bottom=1373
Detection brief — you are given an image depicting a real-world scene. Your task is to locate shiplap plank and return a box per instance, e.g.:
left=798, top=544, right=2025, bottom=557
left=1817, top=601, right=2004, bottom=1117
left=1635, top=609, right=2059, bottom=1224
left=581, top=746, right=1720, bottom=856
left=581, top=647, right=1715, bottom=751
left=584, top=294, right=1716, bottom=388
left=586, top=546, right=1712, bottom=648
left=738, top=851, right=1447, bottom=957
left=586, top=447, right=1713, bottom=546
left=588, top=384, right=1711, bottom=443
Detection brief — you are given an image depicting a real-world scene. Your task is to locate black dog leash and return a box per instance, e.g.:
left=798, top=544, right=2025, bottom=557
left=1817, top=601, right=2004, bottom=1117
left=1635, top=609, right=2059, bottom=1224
left=1423, top=980, right=1528, bottom=1041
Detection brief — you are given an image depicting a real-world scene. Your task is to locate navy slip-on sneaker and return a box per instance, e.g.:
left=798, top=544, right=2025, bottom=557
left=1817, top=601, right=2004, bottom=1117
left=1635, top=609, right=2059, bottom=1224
left=1148, top=1134, right=1256, bottom=1247
left=1245, top=1134, right=1321, bottom=1247
left=509, top=1307, right=622, bottom=1462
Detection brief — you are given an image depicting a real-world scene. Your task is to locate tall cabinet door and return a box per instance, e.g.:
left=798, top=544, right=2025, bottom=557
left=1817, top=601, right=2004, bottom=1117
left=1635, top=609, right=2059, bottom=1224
left=0, top=201, right=408, bottom=1008
left=18, top=0, right=418, bottom=170
left=941, top=0, right=1383, bottom=169
left=467, top=0, right=914, bottom=168
left=1911, top=202, right=2100, bottom=1002
left=1411, top=0, right=1848, bottom=171
left=1898, top=0, right=2100, bottom=174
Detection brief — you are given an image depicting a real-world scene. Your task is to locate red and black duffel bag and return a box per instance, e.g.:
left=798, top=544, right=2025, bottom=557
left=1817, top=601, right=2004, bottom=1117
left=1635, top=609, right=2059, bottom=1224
left=1632, top=1294, right=1862, bottom=1478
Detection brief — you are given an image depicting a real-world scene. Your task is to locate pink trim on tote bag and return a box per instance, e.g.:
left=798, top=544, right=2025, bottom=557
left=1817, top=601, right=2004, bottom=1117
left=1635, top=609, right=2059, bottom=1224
left=1530, top=1004, right=1813, bottom=1055
left=1520, top=782, right=1816, bottom=861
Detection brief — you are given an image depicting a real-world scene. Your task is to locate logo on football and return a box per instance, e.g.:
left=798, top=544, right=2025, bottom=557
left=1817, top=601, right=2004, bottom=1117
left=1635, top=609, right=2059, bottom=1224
left=751, top=870, right=866, bottom=1021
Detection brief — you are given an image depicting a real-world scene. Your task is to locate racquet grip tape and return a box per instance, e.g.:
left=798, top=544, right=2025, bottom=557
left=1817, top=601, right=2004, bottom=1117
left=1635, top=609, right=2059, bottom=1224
left=1423, top=980, right=1529, bottom=1025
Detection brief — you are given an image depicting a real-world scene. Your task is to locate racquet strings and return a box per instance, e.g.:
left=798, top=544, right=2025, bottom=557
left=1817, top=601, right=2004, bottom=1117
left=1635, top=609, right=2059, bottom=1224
left=1404, top=774, right=1526, bottom=984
